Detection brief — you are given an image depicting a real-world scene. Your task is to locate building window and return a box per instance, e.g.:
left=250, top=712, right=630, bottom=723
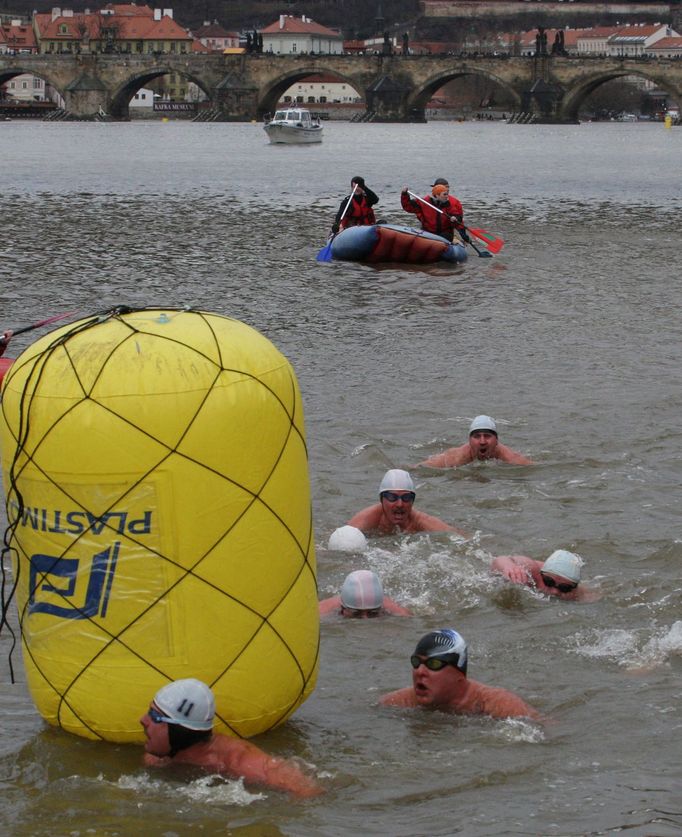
left=292, top=43, right=297, bottom=53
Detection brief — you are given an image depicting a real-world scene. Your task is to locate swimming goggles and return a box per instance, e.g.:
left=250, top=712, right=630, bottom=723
left=540, top=573, right=578, bottom=593
left=410, top=655, right=452, bottom=671
left=148, top=707, right=174, bottom=724
left=381, top=491, right=416, bottom=504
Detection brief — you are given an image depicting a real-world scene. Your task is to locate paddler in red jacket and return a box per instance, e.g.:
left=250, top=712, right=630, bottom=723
left=400, top=178, right=468, bottom=243
left=0, top=330, right=12, bottom=358
left=331, top=176, right=379, bottom=233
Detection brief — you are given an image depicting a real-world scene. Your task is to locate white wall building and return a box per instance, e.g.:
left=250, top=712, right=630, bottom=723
left=281, top=74, right=361, bottom=104
left=607, top=24, right=678, bottom=57
left=260, top=15, right=343, bottom=55
left=129, top=87, right=155, bottom=108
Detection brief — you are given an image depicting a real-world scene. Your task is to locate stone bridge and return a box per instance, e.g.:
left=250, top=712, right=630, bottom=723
left=1, top=51, right=681, bottom=122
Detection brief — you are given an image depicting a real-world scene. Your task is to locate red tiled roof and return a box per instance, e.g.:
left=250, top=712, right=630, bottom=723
left=261, top=16, right=341, bottom=38
left=613, top=24, right=663, bottom=38
left=34, top=10, right=190, bottom=42
left=1, top=22, right=37, bottom=49
left=101, top=4, right=154, bottom=17
left=576, top=27, right=620, bottom=40
left=193, top=23, right=237, bottom=38
left=649, top=36, right=682, bottom=49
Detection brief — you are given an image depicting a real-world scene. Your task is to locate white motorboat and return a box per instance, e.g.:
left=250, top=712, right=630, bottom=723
left=263, top=108, right=323, bottom=144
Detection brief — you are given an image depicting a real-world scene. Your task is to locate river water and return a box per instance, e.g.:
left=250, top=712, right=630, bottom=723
left=0, top=119, right=681, bottom=836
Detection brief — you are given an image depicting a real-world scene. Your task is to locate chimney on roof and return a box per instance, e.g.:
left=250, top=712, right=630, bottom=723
left=51, top=7, right=61, bottom=22
left=154, top=8, right=161, bottom=20
left=163, top=8, right=173, bottom=18
left=279, top=14, right=285, bottom=29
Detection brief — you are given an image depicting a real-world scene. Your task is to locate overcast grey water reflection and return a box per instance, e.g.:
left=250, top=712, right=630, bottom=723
left=1, top=120, right=681, bottom=836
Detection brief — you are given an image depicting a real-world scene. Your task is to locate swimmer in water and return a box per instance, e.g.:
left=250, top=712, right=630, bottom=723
left=140, top=678, right=323, bottom=798
left=319, top=569, right=411, bottom=617
left=380, top=629, right=540, bottom=720
left=346, top=469, right=469, bottom=537
left=417, top=415, right=533, bottom=468
left=491, top=549, right=601, bottom=602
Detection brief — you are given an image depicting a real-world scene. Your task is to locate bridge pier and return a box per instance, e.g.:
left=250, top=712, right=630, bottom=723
left=518, top=57, right=576, bottom=124
left=365, top=75, right=426, bottom=123
left=63, top=73, right=110, bottom=119
left=214, top=73, right=259, bottom=121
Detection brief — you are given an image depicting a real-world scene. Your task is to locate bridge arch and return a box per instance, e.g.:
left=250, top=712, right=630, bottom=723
left=257, top=67, right=366, bottom=116
left=560, top=69, right=682, bottom=122
left=0, top=65, right=66, bottom=104
left=109, top=67, right=211, bottom=119
left=407, top=68, right=522, bottom=114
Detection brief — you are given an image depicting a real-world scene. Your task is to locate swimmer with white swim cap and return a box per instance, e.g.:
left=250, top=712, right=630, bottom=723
left=417, top=414, right=533, bottom=468
left=319, top=569, right=411, bottom=617
left=380, top=628, right=540, bottom=720
left=141, top=678, right=323, bottom=797
left=491, top=549, right=601, bottom=602
left=345, top=469, right=469, bottom=536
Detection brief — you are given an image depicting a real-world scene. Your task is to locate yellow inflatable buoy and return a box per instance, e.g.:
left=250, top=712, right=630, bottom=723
left=0, top=308, right=318, bottom=742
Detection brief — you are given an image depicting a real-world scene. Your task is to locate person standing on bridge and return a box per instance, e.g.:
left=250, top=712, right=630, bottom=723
left=400, top=178, right=468, bottom=244
left=331, top=176, right=379, bottom=234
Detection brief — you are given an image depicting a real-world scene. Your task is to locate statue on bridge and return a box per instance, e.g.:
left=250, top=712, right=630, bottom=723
left=535, top=27, right=548, bottom=57
left=402, top=32, right=409, bottom=56
left=551, top=31, right=568, bottom=57
left=382, top=31, right=393, bottom=57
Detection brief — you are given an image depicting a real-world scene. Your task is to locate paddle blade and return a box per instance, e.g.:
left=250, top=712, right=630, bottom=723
left=316, top=239, right=334, bottom=262
left=468, top=228, right=504, bottom=254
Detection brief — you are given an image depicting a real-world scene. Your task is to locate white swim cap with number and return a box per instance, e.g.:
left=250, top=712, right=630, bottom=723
left=153, top=678, right=215, bottom=730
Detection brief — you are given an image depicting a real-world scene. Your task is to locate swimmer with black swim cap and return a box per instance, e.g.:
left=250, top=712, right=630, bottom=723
left=380, top=628, right=539, bottom=719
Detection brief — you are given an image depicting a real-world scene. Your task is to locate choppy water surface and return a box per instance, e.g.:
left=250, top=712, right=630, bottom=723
left=0, top=120, right=681, bottom=836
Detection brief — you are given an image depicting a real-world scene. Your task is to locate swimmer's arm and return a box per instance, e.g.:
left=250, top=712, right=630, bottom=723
left=491, top=555, right=537, bottom=585
left=382, top=597, right=412, bottom=616
left=143, top=753, right=172, bottom=768
left=319, top=595, right=341, bottom=615
left=483, top=686, right=541, bottom=721
left=379, top=687, right=417, bottom=707
left=496, top=444, right=533, bottom=465
left=417, top=445, right=472, bottom=468
left=229, top=740, right=324, bottom=798
left=415, top=511, right=469, bottom=538
left=346, top=504, right=382, bottom=533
